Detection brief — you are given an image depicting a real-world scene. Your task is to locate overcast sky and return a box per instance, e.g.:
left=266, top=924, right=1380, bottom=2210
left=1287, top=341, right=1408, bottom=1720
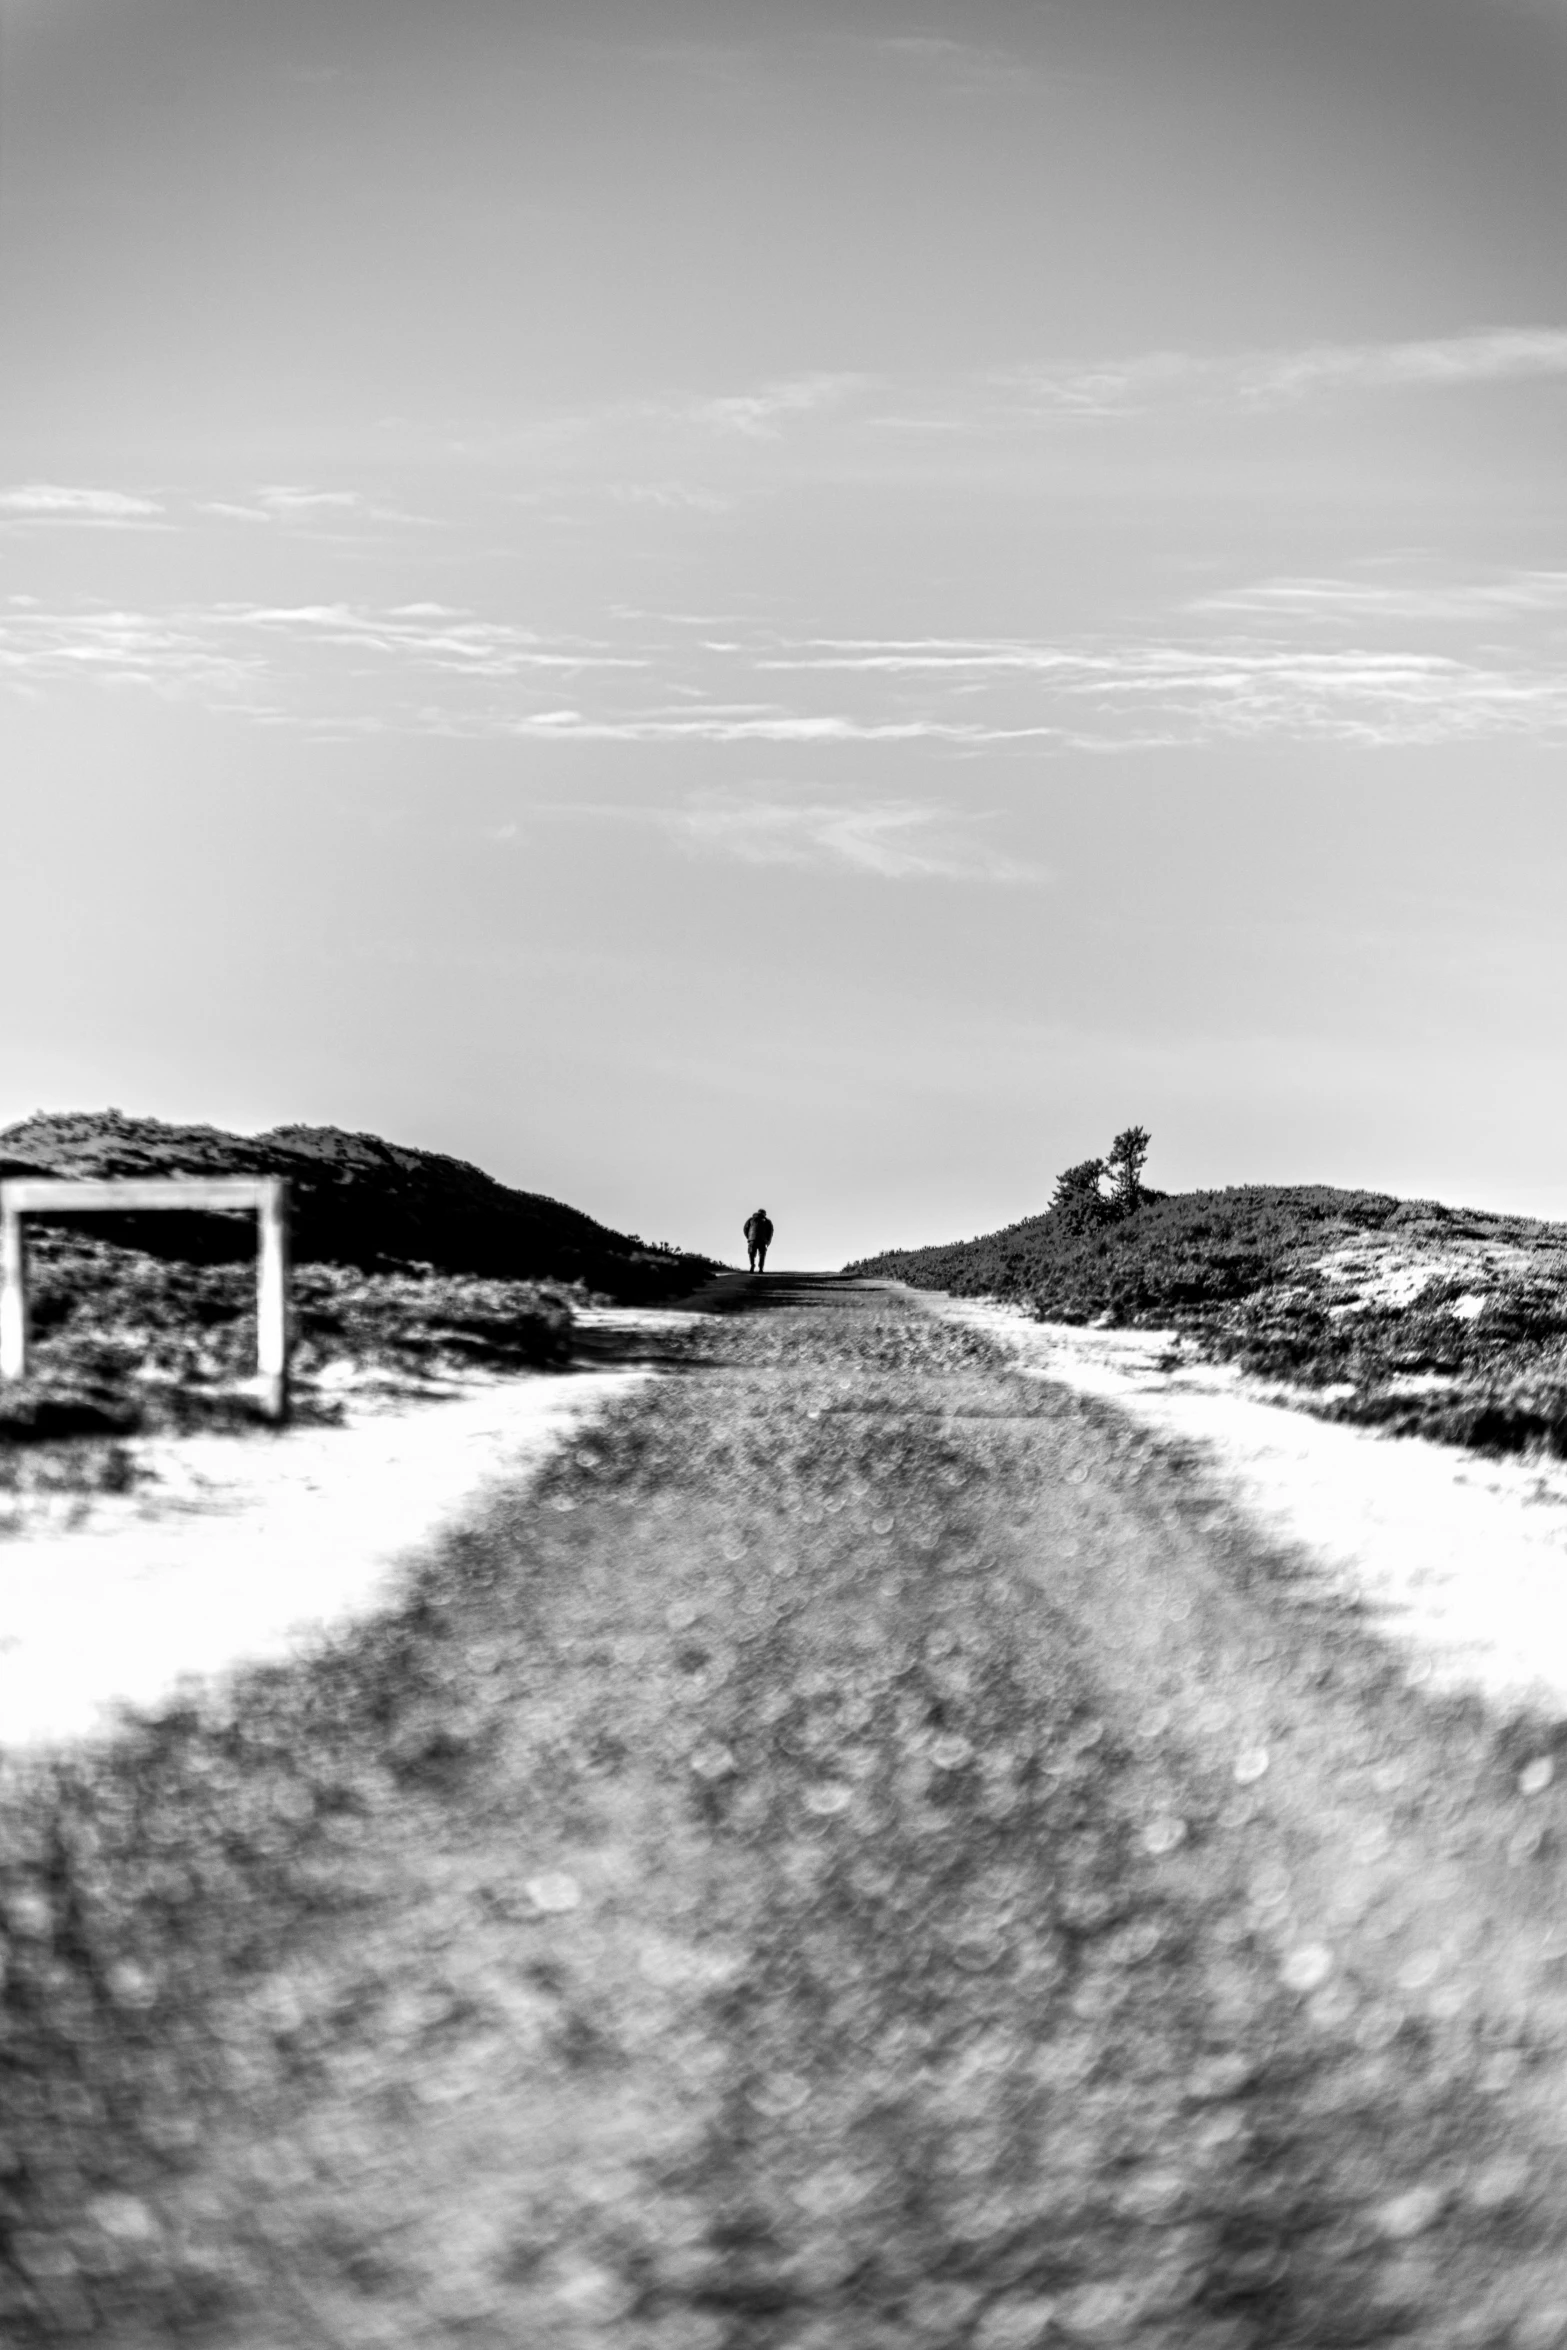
left=3, top=0, right=1565, bottom=1265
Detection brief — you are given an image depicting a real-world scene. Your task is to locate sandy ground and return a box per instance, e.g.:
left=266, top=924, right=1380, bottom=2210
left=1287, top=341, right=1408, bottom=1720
left=1307, top=1230, right=1566, bottom=1311
left=931, top=1293, right=1567, bottom=1718
left=0, top=1355, right=658, bottom=1749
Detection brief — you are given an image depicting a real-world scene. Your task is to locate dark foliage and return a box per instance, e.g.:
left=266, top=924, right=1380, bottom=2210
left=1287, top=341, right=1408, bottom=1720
left=1047, top=1125, right=1152, bottom=1234
left=0, top=1110, right=714, bottom=1300
left=847, top=1185, right=1398, bottom=1313
left=1049, top=1157, right=1111, bottom=1234
left=0, top=1233, right=576, bottom=1454
left=1105, top=1123, right=1151, bottom=1214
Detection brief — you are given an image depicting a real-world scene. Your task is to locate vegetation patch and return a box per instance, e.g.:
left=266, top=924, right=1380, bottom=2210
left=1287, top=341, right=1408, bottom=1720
left=0, top=1109, right=714, bottom=1299
left=848, top=1150, right=1567, bottom=1461
left=0, top=1107, right=716, bottom=1489
left=0, top=1232, right=578, bottom=1492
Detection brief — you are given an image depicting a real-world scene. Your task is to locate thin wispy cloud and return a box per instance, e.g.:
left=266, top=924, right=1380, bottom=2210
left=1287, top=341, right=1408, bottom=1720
left=499, top=710, right=1062, bottom=745
left=395, top=327, right=1567, bottom=510
left=197, top=486, right=435, bottom=528
left=217, top=604, right=645, bottom=676
left=995, top=350, right=1198, bottom=421
left=1196, top=570, right=1567, bottom=623
left=683, top=372, right=871, bottom=439
left=994, top=328, right=1567, bottom=423
left=532, top=642, right=1567, bottom=751
left=1084, top=644, right=1567, bottom=745
left=733, top=621, right=1567, bottom=745
left=1236, top=328, right=1567, bottom=405
left=0, top=605, right=265, bottom=700
left=0, top=602, right=638, bottom=708
left=505, top=327, right=1567, bottom=489
left=606, top=481, right=732, bottom=513
left=857, top=31, right=1037, bottom=92
left=256, top=488, right=363, bottom=514
left=0, top=485, right=166, bottom=526
left=760, top=640, right=1094, bottom=674
left=0, top=482, right=432, bottom=533
left=672, top=795, right=1046, bottom=882
left=8, top=598, right=1567, bottom=752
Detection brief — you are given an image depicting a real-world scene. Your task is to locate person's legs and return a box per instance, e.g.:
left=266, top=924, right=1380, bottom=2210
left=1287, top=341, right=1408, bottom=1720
left=747, top=1245, right=758, bottom=1270
left=756, top=1244, right=768, bottom=1271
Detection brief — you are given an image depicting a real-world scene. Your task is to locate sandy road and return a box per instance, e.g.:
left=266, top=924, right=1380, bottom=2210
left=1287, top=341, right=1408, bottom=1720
left=5, top=1275, right=1567, bottom=2347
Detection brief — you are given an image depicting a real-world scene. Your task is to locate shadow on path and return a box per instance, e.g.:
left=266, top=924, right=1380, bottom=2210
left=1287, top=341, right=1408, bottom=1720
left=677, top=1270, right=892, bottom=1315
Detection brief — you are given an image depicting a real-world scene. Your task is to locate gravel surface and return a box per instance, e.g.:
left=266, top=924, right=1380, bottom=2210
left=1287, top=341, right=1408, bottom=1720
left=4, top=1275, right=1567, bottom=2346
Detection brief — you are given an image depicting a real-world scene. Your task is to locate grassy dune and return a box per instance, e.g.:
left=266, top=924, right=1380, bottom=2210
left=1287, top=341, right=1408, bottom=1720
left=0, top=1229, right=574, bottom=1454
left=0, top=1111, right=713, bottom=1298
left=848, top=1186, right=1567, bottom=1460
left=0, top=1110, right=715, bottom=1481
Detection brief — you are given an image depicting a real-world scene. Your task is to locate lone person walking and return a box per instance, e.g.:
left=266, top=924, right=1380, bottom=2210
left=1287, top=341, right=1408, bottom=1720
left=743, top=1208, right=774, bottom=1272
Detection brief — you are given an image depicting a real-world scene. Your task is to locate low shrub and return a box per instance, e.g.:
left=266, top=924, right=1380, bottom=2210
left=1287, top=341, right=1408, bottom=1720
left=0, top=1234, right=576, bottom=1451
left=847, top=1186, right=1567, bottom=1461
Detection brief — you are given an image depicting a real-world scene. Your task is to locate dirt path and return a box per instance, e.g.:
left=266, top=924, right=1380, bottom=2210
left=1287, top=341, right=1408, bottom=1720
left=5, top=1277, right=1567, bottom=2347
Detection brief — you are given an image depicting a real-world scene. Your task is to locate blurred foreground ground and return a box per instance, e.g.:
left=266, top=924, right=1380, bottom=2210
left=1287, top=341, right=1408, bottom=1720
left=3, top=1276, right=1567, bottom=2346
left=0, top=1354, right=653, bottom=1746
left=932, top=1297, right=1567, bottom=1715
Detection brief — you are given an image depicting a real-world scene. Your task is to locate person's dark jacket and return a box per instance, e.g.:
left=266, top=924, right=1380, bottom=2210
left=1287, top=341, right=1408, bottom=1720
left=743, top=1213, right=774, bottom=1250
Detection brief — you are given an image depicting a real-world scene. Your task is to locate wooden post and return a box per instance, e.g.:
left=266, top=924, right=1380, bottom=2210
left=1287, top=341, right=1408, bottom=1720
left=0, top=1192, right=28, bottom=1383
left=0, top=1175, right=292, bottom=1420
left=255, top=1178, right=291, bottom=1424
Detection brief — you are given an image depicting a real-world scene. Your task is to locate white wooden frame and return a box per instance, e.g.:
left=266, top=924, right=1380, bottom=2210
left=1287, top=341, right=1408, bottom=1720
left=0, top=1176, right=292, bottom=1423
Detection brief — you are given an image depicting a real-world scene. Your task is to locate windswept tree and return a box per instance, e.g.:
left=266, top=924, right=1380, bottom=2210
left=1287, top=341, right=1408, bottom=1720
left=1050, top=1127, right=1152, bottom=1230
left=1106, top=1125, right=1151, bottom=1214
left=1050, top=1156, right=1110, bottom=1233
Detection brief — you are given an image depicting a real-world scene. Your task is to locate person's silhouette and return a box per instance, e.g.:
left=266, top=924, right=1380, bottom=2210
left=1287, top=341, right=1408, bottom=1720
left=743, top=1208, right=774, bottom=1272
